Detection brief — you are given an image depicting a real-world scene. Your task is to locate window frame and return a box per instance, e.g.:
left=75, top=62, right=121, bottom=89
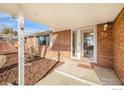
left=38, top=35, right=50, bottom=46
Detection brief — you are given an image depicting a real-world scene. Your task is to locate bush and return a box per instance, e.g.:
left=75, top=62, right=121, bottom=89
left=0, top=27, right=17, bottom=35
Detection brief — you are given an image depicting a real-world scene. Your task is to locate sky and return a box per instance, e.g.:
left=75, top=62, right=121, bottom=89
left=0, top=12, right=49, bottom=35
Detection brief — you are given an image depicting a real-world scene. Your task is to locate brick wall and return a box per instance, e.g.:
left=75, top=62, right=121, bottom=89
left=113, top=8, right=124, bottom=84
left=24, top=8, right=124, bottom=84
left=39, top=30, right=71, bottom=61
left=39, top=26, right=115, bottom=68
left=97, top=22, right=114, bottom=67
left=25, top=37, right=39, bottom=54
left=0, top=40, right=17, bottom=54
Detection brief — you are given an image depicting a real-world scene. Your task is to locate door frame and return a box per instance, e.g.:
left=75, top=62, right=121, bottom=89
left=71, top=26, right=97, bottom=63
left=71, top=29, right=81, bottom=59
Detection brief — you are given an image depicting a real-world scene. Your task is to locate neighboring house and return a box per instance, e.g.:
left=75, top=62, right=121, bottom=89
left=0, top=34, right=17, bottom=54
left=25, top=8, right=124, bottom=84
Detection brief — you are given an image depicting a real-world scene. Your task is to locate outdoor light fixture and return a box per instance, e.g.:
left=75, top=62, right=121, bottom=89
left=18, top=16, right=24, bottom=30
left=100, top=23, right=109, bottom=38
left=104, top=23, right=108, bottom=31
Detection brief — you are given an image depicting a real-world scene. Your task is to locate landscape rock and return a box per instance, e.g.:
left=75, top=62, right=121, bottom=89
left=0, top=55, right=6, bottom=67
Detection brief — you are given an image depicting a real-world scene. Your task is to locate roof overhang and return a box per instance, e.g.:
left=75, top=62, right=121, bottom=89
left=0, top=3, right=123, bottom=31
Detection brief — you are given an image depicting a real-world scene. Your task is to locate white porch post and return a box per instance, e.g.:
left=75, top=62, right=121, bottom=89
left=77, top=30, right=81, bottom=59
left=18, top=16, right=25, bottom=85
left=49, top=31, right=53, bottom=47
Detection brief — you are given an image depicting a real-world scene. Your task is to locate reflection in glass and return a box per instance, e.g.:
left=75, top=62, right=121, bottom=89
left=72, top=31, right=77, bottom=57
left=83, top=31, right=94, bottom=59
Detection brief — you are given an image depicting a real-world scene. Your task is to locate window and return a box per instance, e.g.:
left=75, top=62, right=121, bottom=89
left=38, top=35, right=49, bottom=46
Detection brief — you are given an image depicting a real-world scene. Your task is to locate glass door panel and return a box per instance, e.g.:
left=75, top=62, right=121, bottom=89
left=72, top=31, right=77, bottom=57
left=82, top=30, right=94, bottom=60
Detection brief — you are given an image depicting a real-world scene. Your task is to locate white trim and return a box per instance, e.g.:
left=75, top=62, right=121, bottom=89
left=94, top=26, right=97, bottom=63
left=80, top=26, right=97, bottom=63
left=77, top=30, right=81, bottom=59
left=71, top=30, right=77, bottom=59
left=71, top=25, right=96, bottom=31
left=55, top=70, right=100, bottom=85
left=18, top=16, right=25, bottom=85
left=70, top=29, right=73, bottom=59
left=49, top=32, right=53, bottom=47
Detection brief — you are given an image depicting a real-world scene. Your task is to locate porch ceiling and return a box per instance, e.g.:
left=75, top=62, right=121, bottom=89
left=0, top=3, right=123, bottom=31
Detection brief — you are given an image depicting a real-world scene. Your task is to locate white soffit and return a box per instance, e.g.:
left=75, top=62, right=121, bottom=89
left=0, top=3, right=123, bottom=31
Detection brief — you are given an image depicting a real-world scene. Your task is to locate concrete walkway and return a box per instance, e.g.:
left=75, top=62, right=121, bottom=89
left=55, top=62, right=101, bottom=85
left=36, top=61, right=121, bottom=85
left=36, top=62, right=101, bottom=85
left=94, top=66, right=121, bottom=85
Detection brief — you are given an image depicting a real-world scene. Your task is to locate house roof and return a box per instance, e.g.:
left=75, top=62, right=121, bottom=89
left=26, top=30, right=51, bottom=37
left=0, top=4, right=123, bottom=31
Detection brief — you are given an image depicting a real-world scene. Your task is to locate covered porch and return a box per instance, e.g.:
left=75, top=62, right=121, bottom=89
left=0, top=3, right=124, bottom=85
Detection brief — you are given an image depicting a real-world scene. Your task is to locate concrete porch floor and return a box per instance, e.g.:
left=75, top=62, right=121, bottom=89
left=93, top=66, right=121, bottom=85
left=36, top=71, right=89, bottom=85
left=36, top=61, right=121, bottom=85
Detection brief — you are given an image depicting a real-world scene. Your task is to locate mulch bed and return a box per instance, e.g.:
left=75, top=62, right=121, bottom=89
left=0, top=53, right=58, bottom=85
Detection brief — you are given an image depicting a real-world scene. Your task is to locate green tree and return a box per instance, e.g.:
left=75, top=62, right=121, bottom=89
left=0, top=27, right=17, bottom=35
